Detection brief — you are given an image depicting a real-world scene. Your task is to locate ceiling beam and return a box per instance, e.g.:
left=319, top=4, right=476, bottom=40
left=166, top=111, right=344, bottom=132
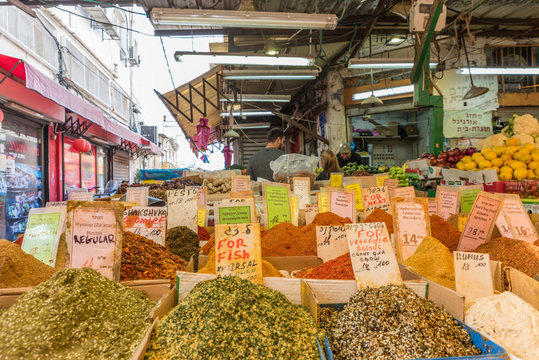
left=6, top=0, right=36, bottom=17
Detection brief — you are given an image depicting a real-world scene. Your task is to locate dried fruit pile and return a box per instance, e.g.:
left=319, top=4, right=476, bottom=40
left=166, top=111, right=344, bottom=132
left=116, top=177, right=202, bottom=200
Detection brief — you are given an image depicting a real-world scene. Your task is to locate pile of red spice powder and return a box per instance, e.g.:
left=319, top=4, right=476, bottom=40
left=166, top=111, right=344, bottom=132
left=294, top=253, right=353, bottom=280
left=362, top=208, right=394, bottom=234
left=429, top=214, right=461, bottom=252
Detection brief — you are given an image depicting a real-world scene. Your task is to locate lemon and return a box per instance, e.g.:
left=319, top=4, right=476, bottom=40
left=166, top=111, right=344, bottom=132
left=514, top=167, right=528, bottom=180
left=472, top=153, right=485, bottom=162
left=505, top=146, right=519, bottom=156
left=529, top=161, right=539, bottom=170
left=518, top=153, right=532, bottom=164
left=484, top=151, right=497, bottom=161
left=493, top=166, right=500, bottom=174
left=506, top=137, right=519, bottom=146
left=510, top=161, right=526, bottom=170
left=520, top=147, right=532, bottom=155
left=499, top=171, right=512, bottom=180
left=528, top=170, right=536, bottom=180
left=462, top=156, right=473, bottom=163
left=464, top=161, right=478, bottom=170
left=456, top=161, right=465, bottom=170
left=479, top=160, right=492, bottom=169
left=493, top=146, right=506, bottom=156
left=481, top=147, right=493, bottom=155
left=491, top=158, right=503, bottom=167
left=524, top=143, right=535, bottom=151
left=500, top=154, right=512, bottom=162
left=532, top=152, right=539, bottom=162
left=500, top=166, right=513, bottom=174
left=535, top=167, right=539, bottom=178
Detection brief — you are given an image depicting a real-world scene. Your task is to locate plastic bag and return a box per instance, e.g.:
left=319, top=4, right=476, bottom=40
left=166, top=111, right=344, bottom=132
left=270, top=154, right=318, bottom=183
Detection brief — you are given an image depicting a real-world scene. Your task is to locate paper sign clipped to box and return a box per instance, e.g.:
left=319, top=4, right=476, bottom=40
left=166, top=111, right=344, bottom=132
left=436, top=186, right=459, bottom=220
left=215, top=223, right=263, bottom=284
left=500, top=194, right=538, bottom=244
left=316, top=225, right=348, bottom=263
left=362, top=186, right=390, bottom=217
left=346, top=222, right=403, bottom=290
left=392, top=198, right=431, bottom=263
left=263, top=182, right=293, bottom=229
left=126, top=187, right=148, bottom=207
left=167, top=188, right=199, bottom=232
left=454, top=251, right=494, bottom=304
left=329, top=189, right=355, bottom=222
left=458, top=192, right=503, bottom=251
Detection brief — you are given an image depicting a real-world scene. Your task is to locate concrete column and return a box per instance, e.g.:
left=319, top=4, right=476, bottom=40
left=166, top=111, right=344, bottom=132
left=325, top=70, right=347, bottom=153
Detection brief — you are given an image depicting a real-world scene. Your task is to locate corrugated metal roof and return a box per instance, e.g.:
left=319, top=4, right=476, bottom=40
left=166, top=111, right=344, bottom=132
left=446, top=0, right=539, bottom=19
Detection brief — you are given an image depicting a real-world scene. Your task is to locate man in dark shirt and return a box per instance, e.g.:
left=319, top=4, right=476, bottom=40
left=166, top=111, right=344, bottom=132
left=337, top=143, right=365, bottom=168
left=246, top=128, right=285, bottom=181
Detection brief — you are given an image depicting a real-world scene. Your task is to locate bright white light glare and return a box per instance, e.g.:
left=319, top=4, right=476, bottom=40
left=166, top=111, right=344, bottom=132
left=175, top=52, right=314, bottom=67
left=232, top=123, right=271, bottom=129
left=222, top=70, right=319, bottom=80
left=352, top=85, right=414, bottom=101
left=150, top=8, right=338, bottom=30
left=348, top=58, right=437, bottom=69
left=387, top=37, right=406, bottom=45
left=221, top=94, right=290, bottom=103
left=457, top=67, right=539, bottom=75
left=224, top=74, right=317, bottom=80
left=220, top=111, right=274, bottom=117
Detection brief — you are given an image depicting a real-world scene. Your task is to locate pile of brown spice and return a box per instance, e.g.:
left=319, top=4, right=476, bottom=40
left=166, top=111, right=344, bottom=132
left=473, top=237, right=539, bottom=277
left=201, top=233, right=215, bottom=255
left=261, top=212, right=351, bottom=257
left=121, top=231, right=187, bottom=281
left=430, top=215, right=461, bottom=252
left=362, top=208, right=394, bottom=234
left=0, top=239, right=56, bottom=288
left=198, top=226, right=211, bottom=242
left=294, top=253, right=353, bottom=280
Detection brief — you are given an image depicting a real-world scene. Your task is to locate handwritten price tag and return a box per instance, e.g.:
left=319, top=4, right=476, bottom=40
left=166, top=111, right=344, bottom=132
left=345, top=222, right=403, bottom=289
left=316, top=225, right=348, bottom=263
left=68, top=190, right=93, bottom=202
left=383, top=178, right=399, bottom=197
left=392, top=197, right=431, bottom=262
left=460, top=186, right=483, bottom=213
left=454, top=251, right=494, bottom=303
left=263, top=182, right=292, bottom=229
left=304, top=204, right=319, bottom=225
left=123, top=207, right=167, bottom=245
left=436, top=186, right=460, bottom=220
left=344, top=183, right=364, bottom=210
left=458, top=192, right=503, bottom=251
left=215, top=223, right=263, bottom=284
left=330, top=172, right=343, bottom=188
left=21, top=207, right=66, bottom=266
left=167, top=188, right=199, bottom=232
left=500, top=194, right=538, bottom=244
left=317, top=192, right=329, bottom=213
left=231, top=175, right=251, bottom=193
left=293, top=177, right=311, bottom=210
left=126, top=187, right=148, bottom=207
left=329, top=189, right=355, bottom=222
left=393, top=186, right=416, bottom=198
left=362, top=186, right=390, bottom=217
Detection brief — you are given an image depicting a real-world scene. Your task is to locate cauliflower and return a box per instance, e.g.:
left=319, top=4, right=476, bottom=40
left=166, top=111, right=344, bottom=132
left=513, top=114, right=539, bottom=136
left=512, top=133, right=534, bottom=145
left=477, top=133, right=508, bottom=150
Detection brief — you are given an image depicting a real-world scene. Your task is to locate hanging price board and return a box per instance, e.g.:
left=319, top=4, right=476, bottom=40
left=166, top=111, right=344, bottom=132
left=316, top=225, right=348, bottom=263
left=458, top=192, right=503, bottom=251
left=392, top=197, right=431, bottom=262
left=436, top=186, right=460, bottom=220
left=346, top=222, right=403, bottom=290
left=126, top=187, right=148, bottom=207
left=305, top=204, right=319, bottom=225
left=317, top=192, right=329, bottom=213
left=167, top=188, right=199, bottom=232
left=263, top=182, right=293, bottom=229
left=362, top=186, right=391, bottom=217
left=329, top=189, right=356, bottom=221
left=393, top=186, right=416, bottom=198
left=21, top=207, right=66, bottom=267
left=460, top=185, right=483, bottom=213
left=344, top=183, right=364, bottom=210
left=66, top=202, right=124, bottom=281
left=215, top=223, right=263, bottom=284
left=454, top=252, right=494, bottom=303
left=499, top=194, right=538, bottom=244
left=330, top=172, right=343, bottom=188
left=428, top=198, right=439, bottom=216
left=231, top=175, right=251, bottom=193
left=215, top=198, right=255, bottom=225
left=292, top=177, right=311, bottom=209
left=123, top=207, right=167, bottom=245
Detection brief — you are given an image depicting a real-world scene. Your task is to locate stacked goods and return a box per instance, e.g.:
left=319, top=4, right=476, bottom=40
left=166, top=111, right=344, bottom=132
left=404, top=237, right=456, bottom=290
left=420, top=147, right=473, bottom=168
left=116, top=177, right=202, bottom=200
left=145, top=277, right=323, bottom=360
left=0, top=268, right=155, bottom=359
left=294, top=253, right=353, bottom=280
left=205, top=176, right=231, bottom=194
left=430, top=215, right=461, bottom=252
left=341, top=163, right=381, bottom=175
left=166, top=226, right=200, bottom=262
left=388, top=166, right=408, bottom=187
left=362, top=208, right=394, bottom=234
left=261, top=212, right=351, bottom=257
left=466, top=292, right=539, bottom=360
left=121, top=231, right=187, bottom=281
left=197, top=247, right=283, bottom=278
left=0, top=239, right=56, bottom=288
left=473, top=237, right=539, bottom=277
left=325, top=285, right=480, bottom=360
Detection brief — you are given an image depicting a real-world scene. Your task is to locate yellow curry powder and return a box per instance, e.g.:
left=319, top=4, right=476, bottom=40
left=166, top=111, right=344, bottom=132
left=198, top=247, right=283, bottom=278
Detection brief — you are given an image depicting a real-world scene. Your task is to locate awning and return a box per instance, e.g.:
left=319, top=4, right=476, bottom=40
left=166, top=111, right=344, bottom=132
left=141, top=137, right=163, bottom=156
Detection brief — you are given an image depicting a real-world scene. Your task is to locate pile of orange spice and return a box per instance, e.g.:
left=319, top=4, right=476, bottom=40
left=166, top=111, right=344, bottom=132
left=429, top=215, right=461, bottom=252
left=294, top=253, right=354, bottom=280
left=362, top=208, right=394, bottom=234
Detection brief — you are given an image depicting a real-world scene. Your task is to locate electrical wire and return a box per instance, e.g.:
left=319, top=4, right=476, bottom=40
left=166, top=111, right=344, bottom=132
left=160, top=36, right=176, bottom=89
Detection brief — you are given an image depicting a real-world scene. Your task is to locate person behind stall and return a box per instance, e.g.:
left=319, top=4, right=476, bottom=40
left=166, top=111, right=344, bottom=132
left=246, top=128, right=286, bottom=181
left=337, top=143, right=364, bottom=168
left=316, top=150, right=342, bottom=181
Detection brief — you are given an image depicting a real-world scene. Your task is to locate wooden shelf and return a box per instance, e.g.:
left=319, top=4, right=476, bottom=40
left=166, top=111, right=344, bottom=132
left=353, top=135, right=419, bottom=141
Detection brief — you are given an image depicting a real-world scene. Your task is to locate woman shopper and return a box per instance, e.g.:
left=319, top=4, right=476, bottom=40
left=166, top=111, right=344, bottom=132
left=316, top=150, right=342, bottom=181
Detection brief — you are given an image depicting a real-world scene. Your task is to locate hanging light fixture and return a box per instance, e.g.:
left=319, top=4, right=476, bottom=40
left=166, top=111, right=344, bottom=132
left=461, top=34, right=489, bottom=100
left=223, top=111, right=240, bottom=138
left=361, top=70, right=383, bottom=105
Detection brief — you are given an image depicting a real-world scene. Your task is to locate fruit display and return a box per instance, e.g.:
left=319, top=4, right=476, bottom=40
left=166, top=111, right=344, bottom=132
left=477, top=113, right=539, bottom=150
left=389, top=166, right=408, bottom=187
left=342, top=163, right=382, bottom=175
left=420, top=147, right=476, bottom=168
left=456, top=137, right=539, bottom=180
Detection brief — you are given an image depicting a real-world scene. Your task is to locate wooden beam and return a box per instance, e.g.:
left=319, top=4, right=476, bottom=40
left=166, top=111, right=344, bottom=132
left=411, top=0, right=446, bottom=83
left=7, top=0, right=36, bottom=17
left=280, top=113, right=329, bottom=145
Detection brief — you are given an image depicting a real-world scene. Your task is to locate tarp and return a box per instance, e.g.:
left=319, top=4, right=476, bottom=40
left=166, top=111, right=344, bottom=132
left=140, top=168, right=187, bottom=181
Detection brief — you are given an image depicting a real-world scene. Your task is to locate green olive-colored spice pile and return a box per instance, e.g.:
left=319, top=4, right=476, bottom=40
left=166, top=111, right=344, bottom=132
left=326, top=285, right=480, bottom=360
left=0, top=268, right=155, bottom=360
left=145, top=276, right=324, bottom=360
left=166, top=226, right=200, bottom=265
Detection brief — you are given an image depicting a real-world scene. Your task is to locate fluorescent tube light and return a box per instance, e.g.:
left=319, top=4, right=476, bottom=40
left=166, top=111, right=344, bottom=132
left=220, top=110, right=274, bottom=117
left=232, top=122, right=271, bottom=129
left=150, top=8, right=338, bottom=30
left=175, top=52, right=314, bottom=67
left=457, top=67, right=539, bottom=75
left=348, top=58, right=437, bottom=69
left=352, top=85, right=414, bottom=101
left=222, top=69, right=319, bottom=80
left=221, top=94, right=291, bottom=103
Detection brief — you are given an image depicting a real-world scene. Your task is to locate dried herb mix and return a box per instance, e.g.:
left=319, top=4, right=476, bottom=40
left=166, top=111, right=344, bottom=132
left=328, top=285, right=480, bottom=360
left=146, top=276, right=323, bottom=360
left=166, top=226, right=200, bottom=263
left=0, top=268, right=155, bottom=360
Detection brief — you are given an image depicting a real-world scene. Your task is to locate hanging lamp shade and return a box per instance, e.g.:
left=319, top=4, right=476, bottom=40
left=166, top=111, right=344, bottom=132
left=72, top=138, right=91, bottom=153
